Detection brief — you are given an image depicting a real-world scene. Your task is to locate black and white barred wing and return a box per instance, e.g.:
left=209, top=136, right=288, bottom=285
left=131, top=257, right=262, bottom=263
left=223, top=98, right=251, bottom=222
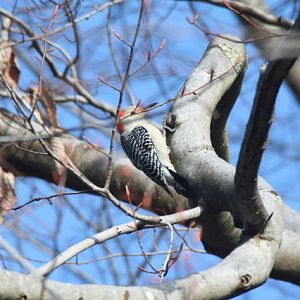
left=120, top=126, right=171, bottom=194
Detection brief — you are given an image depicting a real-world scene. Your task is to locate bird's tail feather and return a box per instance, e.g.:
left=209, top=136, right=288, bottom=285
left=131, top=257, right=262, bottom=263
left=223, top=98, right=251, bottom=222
left=167, top=168, right=191, bottom=198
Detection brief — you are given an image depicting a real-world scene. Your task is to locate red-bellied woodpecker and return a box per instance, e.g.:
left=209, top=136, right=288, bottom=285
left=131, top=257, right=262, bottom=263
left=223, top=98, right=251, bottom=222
left=117, top=106, right=190, bottom=198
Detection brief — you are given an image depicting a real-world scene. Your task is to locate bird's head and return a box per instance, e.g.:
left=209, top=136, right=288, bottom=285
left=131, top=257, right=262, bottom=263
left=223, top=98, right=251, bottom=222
left=117, top=105, right=146, bottom=133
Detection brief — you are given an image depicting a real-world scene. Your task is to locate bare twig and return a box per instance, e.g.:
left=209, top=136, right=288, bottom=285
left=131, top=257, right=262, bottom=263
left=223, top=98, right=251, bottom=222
left=29, top=5, right=59, bottom=120
left=179, top=0, right=293, bottom=29
left=126, top=186, right=160, bottom=275
left=62, top=245, right=206, bottom=265
left=186, top=13, right=294, bottom=44
left=82, top=136, right=110, bottom=158
left=107, top=7, right=136, bottom=105
left=124, top=58, right=240, bottom=118
left=0, top=1, right=125, bottom=50
left=62, top=0, right=81, bottom=77
left=160, top=222, right=175, bottom=281
left=129, top=39, right=166, bottom=77
left=10, top=190, right=89, bottom=211
left=0, top=7, right=116, bottom=116
left=0, top=235, right=34, bottom=272
left=104, top=0, right=145, bottom=189
left=6, top=222, right=97, bottom=284
left=97, top=76, right=121, bottom=93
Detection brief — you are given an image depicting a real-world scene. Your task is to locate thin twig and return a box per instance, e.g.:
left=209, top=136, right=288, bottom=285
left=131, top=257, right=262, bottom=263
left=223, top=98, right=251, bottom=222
left=0, top=1, right=125, bottom=50
left=129, top=39, right=166, bottom=77
left=29, top=5, right=59, bottom=121
left=10, top=190, right=90, bottom=211
left=160, top=222, right=174, bottom=281
left=62, top=245, right=206, bottom=265
left=126, top=186, right=160, bottom=275
left=107, top=6, right=136, bottom=105
left=0, top=7, right=116, bottom=116
left=104, top=0, right=145, bottom=189
left=0, top=235, right=34, bottom=272
left=82, top=136, right=110, bottom=158
left=62, top=0, right=81, bottom=77
left=186, top=14, right=294, bottom=44
left=177, top=0, right=293, bottom=29
left=123, top=58, right=240, bottom=119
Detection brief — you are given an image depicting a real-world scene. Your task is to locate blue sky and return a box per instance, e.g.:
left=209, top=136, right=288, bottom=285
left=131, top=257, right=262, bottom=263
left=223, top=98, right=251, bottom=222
left=1, top=0, right=299, bottom=298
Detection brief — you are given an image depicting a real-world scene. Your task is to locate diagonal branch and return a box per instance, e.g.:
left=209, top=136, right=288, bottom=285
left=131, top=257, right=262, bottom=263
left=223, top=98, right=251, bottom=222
left=234, top=12, right=300, bottom=235
left=0, top=235, right=34, bottom=272
left=186, top=0, right=293, bottom=29
left=32, top=207, right=202, bottom=277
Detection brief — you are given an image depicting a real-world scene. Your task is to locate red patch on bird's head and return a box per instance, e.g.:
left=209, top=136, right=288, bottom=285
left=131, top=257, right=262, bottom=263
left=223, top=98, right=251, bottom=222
left=117, top=109, right=126, bottom=133
left=117, top=106, right=144, bottom=133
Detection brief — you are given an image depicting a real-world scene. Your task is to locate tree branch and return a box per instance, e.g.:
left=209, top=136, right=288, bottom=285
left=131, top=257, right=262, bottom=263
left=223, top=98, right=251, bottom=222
left=32, top=207, right=202, bottom=277
left=231, top=0, right=300, bottom=101
left=0, top=230, right=282, bottom=299
left=234, top=11, right=300, bottom=235
left=166, top=35, right=284, bottom=296
left=189, top=0, right=293, bottom=29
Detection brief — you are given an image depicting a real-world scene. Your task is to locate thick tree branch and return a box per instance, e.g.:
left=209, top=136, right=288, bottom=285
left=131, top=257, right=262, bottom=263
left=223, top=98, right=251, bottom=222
left=234, top=11, right=300, bottom=235
left=166, top=35, right=247, bottom=210
left=0, top=231, right=282, bottom=300
left=166, top=35, right=284, bottom=296
left=210, top=71, right=245, bottom=162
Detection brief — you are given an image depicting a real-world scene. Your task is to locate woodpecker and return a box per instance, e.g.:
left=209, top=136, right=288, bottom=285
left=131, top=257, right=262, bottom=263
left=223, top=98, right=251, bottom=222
left=117, top=106, right=190, bottom=198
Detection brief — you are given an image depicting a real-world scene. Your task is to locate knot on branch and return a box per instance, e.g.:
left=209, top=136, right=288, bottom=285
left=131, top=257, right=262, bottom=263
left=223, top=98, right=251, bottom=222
left=240, top=273, right=252, bottom=290
left=165, top=114, right=179, bottom=133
